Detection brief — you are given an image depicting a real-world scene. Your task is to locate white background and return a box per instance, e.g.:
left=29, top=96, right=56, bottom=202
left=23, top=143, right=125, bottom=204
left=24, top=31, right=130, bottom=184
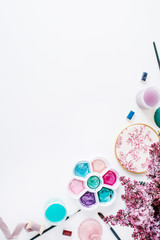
left=0, top=0, right=160, bottom=239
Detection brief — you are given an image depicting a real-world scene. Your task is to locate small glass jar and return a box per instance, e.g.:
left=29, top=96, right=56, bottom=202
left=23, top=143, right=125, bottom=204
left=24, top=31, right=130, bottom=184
left=44, top=198, right=67, bottom=224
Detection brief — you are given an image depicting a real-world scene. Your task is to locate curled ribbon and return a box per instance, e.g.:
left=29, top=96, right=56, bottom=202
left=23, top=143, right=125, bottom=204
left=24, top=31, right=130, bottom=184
left=0, top=217, right=44, bottom=239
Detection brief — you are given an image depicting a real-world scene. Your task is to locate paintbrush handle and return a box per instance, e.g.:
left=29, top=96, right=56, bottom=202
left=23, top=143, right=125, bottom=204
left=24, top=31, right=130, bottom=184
left=109, top=226, right=121, bottom=240
left=30, top=225, right=56, bottom=240
left=29, top=210, right=81, bottom=240
left=153, top=42, right=160, bottom=70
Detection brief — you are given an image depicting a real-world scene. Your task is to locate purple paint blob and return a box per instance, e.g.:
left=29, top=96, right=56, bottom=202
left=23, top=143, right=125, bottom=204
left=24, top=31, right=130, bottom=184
left=103, top=170, right=117, bottom=186
left=80, top=192, right=96, bottom=207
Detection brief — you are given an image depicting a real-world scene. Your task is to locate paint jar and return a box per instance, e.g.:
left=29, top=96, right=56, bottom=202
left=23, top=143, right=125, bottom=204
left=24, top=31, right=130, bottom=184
left=44, top=199, right=67, bottom=224
left=136, top=87, right=160, bottom=109
left=78, top=219, right=103, bottom=240
left=68, top=158, right=120, bottom=210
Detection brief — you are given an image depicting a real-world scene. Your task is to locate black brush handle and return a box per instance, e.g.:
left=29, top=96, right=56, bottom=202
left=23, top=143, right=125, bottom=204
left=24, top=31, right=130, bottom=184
left=153, top=42, right=160, bottom=70
left=29, top=210, right=81, bottom=240
left=30, top=225, right=56, bottom=240
left=110, top=226, right=121, bottom=240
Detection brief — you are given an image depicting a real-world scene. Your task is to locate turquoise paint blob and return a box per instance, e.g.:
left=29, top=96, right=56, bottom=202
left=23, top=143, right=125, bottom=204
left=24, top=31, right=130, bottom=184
left=45, top=203, right=67, bottom=223
left=74, top=162, right=90, bottom=178
left=87, top=175, right=101, bottom=190
left=98, top=187, right=114, bottom=203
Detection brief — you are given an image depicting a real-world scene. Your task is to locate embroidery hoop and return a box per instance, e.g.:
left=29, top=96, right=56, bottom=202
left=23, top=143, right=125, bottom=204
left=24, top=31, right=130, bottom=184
left=115, top=123, right=160, bottom=174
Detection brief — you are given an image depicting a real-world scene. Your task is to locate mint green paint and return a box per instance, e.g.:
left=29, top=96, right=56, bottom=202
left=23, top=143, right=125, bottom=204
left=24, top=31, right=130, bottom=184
left=87, top=175, right=101, bottom=190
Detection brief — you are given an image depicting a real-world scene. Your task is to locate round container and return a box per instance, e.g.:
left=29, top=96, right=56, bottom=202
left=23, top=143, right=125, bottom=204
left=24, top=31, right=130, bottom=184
left=78, top=219, right=103, bottom=240
left=45, top=199, right=67, bottom=224
left=85, top=172, right=103, bottom=193
left=136, top=87, right=160, bottom=109
left=115, top=123, right=159, bottom=173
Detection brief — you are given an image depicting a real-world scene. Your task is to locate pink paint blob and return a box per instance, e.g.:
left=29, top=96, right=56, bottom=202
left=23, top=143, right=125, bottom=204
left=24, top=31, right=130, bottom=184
left=69, top=179, right=85, bottom=195
left=103, top=170, right=117, bottom=186
left=143, top=88, right=160, bottom=107
left=78, top=219, right=102, bottom=240
left=92, top=159, right=106, bottom=174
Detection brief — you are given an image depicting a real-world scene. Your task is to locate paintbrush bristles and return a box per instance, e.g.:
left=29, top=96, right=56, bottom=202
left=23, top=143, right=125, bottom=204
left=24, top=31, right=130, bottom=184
left=98, top=212, right=105, bottom=220
left=98, top=212, right=121, bottom=240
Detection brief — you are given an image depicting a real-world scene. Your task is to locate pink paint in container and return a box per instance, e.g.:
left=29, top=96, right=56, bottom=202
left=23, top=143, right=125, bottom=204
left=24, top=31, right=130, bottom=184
left=78, top=219, right=103, bottom=240
left=68, top=179, right=85, bottom=198
left=136, top=87, right=160, bottom=109
left=102, top=169, right=119, bottom=189
left=91, top=159, right=107, bottom=174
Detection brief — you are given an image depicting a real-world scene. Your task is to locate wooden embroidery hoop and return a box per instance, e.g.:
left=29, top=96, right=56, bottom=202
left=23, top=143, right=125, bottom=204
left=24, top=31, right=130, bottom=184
left=115, top=123, right=160, bottom=174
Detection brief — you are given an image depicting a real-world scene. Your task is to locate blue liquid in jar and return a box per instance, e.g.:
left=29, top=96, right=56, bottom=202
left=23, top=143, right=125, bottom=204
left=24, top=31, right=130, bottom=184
left=45, top=203, right=67, bottom=223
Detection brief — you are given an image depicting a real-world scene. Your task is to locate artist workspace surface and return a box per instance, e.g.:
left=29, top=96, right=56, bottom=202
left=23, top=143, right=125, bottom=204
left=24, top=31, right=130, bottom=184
left=0, top=1, right=160, bottom=239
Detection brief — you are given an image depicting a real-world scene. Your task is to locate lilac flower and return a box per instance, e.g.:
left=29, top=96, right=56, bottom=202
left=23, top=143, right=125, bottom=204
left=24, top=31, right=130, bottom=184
left=105, top=141, right=160, bottom=240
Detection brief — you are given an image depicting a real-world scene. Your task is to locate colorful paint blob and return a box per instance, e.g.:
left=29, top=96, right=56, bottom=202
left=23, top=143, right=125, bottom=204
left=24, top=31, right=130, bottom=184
left=98, top=187, right=114, bottom=203
left=87, top=176, right=101, bottom=190
left=103, top=170, right=117, bottom=186
left=92, top=159, right=107, bottom=173
left=69, top=179, right=85, bottom=195
left=80, top=191, right=96, bottom=207
left=74, top=162, right=90, bottom=178
left=45, top=203, right=67, bottom=223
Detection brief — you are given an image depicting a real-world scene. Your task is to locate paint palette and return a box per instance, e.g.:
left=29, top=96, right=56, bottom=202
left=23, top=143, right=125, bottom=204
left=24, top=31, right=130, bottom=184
left=68, top=158, right=119, bottom=210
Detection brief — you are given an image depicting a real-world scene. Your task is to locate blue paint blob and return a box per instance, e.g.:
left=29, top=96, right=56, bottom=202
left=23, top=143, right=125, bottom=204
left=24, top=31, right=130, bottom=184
left=87, top=175, right=101, bottom=190
left=98, top=187, right=114, bottom=203
left=45, top=203, right=67, bottom=223
left=74, top=162, right=90, bottom=177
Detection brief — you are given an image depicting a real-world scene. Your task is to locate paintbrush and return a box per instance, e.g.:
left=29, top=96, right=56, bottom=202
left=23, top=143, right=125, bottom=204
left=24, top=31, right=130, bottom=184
left=98, top=212, right=121, bottom=240
left=153, top=42, right=160, bottom=70
left=30, top=209, right=81, bottom=240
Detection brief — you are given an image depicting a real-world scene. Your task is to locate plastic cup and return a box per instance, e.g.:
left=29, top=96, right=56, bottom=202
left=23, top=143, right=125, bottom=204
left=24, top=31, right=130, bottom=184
left=136, top=87, right=160, bottom=109
left=44, top=199, right=67, bottom=224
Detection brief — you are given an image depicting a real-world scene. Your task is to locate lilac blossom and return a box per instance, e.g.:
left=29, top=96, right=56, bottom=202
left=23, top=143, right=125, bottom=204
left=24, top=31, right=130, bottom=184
left=105, top=141, right=160, bottom=240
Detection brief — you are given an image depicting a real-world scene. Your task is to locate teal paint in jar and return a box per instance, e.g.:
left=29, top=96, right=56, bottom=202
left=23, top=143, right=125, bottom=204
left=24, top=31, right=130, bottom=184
left=45, top=199, right=67, bottom=224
